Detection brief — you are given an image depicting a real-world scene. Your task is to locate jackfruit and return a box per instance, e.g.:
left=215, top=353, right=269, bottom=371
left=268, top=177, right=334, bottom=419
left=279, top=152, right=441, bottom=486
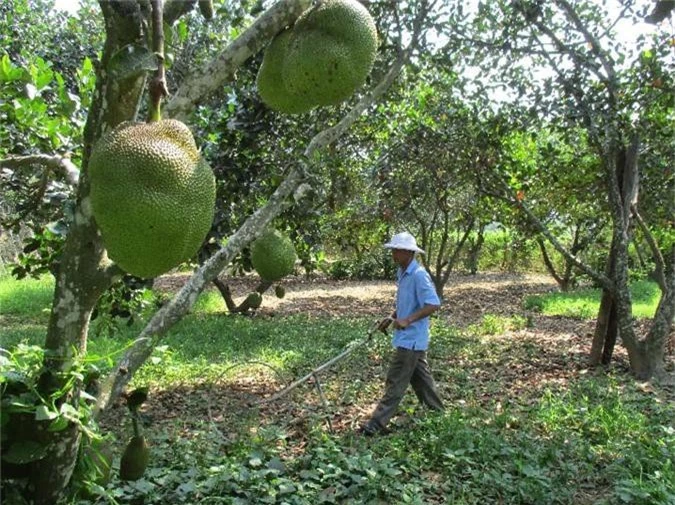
left=275, top=284, right=286, bottom=299
left=246, top=292, right=263, bottom=309
left=256, top=29, right=316, bottom=114
left=119, top=436, right=150, bottom=481
left=283, top=0, right=377, bottom=105
left=250, top=229, right=297, bottom=282
left=89, top=120, right=216, bottom=278
left=256, top=0, right=377, bottom=113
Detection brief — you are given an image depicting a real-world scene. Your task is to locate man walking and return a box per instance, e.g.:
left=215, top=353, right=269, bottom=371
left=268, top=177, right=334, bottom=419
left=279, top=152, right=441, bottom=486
left=361, top=232, right=444, bottom=436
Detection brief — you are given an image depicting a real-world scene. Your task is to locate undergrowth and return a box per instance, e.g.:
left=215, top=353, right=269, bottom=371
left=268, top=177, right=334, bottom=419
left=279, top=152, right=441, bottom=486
left=1, top=275, right=673, bottom=504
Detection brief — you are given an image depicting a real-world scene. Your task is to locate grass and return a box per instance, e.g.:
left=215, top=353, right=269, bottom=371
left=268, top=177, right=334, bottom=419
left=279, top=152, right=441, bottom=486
left=1, top=275, right=673, bottom=505
left=524, top=280, right=661, bottom=319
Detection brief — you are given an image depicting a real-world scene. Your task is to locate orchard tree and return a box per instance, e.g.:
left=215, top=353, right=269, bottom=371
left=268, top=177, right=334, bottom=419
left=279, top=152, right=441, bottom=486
left=443, top=0, right=674, bottom=378
left=374, top=68, right=508, bottom=297
left=1, top=0, right=438, bottom=502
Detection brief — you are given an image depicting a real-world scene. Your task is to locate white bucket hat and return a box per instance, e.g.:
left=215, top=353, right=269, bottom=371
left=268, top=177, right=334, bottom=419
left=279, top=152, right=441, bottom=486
left=384, top=232, right=425, bottom=254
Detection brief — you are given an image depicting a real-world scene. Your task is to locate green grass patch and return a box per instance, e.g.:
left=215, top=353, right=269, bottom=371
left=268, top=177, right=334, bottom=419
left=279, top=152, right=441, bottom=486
left=524, top=280, right=660, bottom=319
left=0, top=274, right=54, bottom=318
left=2, top=276, right=673, bottom=505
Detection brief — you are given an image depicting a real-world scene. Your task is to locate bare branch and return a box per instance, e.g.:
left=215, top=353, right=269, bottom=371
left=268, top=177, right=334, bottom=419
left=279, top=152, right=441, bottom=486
left=0, top=154, right=80, bottom=187
left=631, top=204, right=667, bottom=292
left=487, top=173, right=613, bottom=290
left=556, top=0, right=615, bottom=81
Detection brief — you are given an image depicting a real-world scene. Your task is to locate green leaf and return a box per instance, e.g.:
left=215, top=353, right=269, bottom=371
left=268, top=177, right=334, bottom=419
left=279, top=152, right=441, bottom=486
left=35, top=404, right=58, bottom=421
left=0, top=54, right=24, bottom=82
left=2, top=440, right=48, bottom=464
left=48, top=415, right=69, bottom=432
left=108, top=44, right=159, bottom=80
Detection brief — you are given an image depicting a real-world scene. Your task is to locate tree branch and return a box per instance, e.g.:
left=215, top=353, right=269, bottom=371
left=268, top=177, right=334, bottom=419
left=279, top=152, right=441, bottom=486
left=555, top=0, right=616, bottom=86
left=0, top=154, right=80, bottom=187
left=487, top=173, right=613, bottom=290
left=631, top=204, right=667, bottom=292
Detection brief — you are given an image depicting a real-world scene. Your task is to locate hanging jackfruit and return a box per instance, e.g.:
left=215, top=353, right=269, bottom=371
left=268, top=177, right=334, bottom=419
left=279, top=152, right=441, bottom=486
left=256, top=0, right=377, bottom=113
left=256, top=29, right=316, bottom=114
left=119, top=436, right=150, bottom=481
left=245, top=291, right=263, bottom=309
left=89, top=120, right=216, bottom=278
left=284, top=0, right=378, bottom=105
left=250, top=229, right=297, bottom=282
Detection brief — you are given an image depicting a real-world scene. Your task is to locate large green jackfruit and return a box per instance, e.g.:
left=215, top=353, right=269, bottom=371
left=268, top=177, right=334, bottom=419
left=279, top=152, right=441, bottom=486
left=119, top=436, right=150, bottom=481
left=89, top=120, right=216, bottom=278
left=283, top=0, right=377, bottom=105
left=250, top=229, right=297, bottom=282
left=256, top=29, right=316, bottom=114
left=256, top=0, right=377, bottom=113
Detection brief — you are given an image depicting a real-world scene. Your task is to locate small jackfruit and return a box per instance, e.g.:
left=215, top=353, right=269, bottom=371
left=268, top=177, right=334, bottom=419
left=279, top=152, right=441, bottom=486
left=89, top=120, right=216, bottom=278
left=245, top=292, right=263, bottom=309
left=250, top=229, right=297, bottom=282
left=275, top=285, right=286, bottom=299
left=119, top=436, right=150, bottom=481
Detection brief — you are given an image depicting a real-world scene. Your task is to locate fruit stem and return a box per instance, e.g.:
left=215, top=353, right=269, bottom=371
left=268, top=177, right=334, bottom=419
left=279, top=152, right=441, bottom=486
left=131, top=409, right=141, bottom=438
left=148, top=0, right=168, bottom=123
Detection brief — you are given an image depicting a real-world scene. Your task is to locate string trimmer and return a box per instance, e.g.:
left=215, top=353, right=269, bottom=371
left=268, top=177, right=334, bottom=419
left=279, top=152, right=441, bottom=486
left=256, top=317, right=392, bottom=430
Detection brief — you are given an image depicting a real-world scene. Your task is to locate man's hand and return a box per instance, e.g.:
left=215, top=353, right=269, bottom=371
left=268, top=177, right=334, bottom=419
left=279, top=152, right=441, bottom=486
left=393, top=317, right=411, bottom=330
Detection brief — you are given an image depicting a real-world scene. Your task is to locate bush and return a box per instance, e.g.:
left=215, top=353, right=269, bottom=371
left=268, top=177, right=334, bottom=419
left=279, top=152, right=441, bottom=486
left=323, top=250, right=396, bottom=280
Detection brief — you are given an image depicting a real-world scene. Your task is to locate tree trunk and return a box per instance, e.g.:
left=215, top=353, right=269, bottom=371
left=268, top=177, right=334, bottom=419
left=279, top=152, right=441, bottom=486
left=537, top=236, right=565, bottom=290
left=467, top=224, right=485, bottom=275
left=26, top=2, right=161, bottom=501
left=589, top=245, right=618, bottom=366
left=593, top=135, right=672, bottom=380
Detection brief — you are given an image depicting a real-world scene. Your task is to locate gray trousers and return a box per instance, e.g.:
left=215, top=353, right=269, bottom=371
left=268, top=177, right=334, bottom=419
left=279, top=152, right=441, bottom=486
left=368, top=347, right=444, bottom=430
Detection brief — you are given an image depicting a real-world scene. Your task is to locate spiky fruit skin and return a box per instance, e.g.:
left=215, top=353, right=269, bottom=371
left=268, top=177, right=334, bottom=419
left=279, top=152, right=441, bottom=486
left=246, top=292, right=263, bottom=309
left=256, top=30, right=316, bottom=114
left=275, top=285, right=286, bottom=299
left=256, top=0, right=377, bottom=113
left=119, top=436, right=150, bottom=481
left=250, top=229, right=297, bottom=282
left=284, top=0, right=378, bottom=105
left=89, top=120, right=216, bottom=278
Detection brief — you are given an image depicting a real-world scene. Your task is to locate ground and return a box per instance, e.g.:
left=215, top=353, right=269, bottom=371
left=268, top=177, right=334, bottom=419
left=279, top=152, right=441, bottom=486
left=155, top=271, right=560, bottom=325
left=113, top=272, right=654, bottom=437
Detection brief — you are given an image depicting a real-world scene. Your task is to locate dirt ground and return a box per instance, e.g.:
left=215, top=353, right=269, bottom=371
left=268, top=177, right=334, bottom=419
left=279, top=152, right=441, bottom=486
left=155, top=271, right=561, bottom=328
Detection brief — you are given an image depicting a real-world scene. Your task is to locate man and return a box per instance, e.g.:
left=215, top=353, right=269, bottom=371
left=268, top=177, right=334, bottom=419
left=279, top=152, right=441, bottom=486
left=361, top=232, right=444, bottom=436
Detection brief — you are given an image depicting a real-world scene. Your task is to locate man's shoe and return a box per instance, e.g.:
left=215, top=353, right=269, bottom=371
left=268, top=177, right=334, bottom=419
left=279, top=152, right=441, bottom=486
left=359, top=424, right=379, bottom=437
left=358, top=422, right=389, bottom=437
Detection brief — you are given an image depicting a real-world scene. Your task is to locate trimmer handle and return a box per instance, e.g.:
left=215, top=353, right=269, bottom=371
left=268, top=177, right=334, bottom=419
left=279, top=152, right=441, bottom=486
left=376, top=316, right=394, bottom=335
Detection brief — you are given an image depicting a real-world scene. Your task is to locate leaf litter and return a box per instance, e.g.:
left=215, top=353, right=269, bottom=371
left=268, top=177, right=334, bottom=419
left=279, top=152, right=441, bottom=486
left=104, top=272, right=674, bottom=450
